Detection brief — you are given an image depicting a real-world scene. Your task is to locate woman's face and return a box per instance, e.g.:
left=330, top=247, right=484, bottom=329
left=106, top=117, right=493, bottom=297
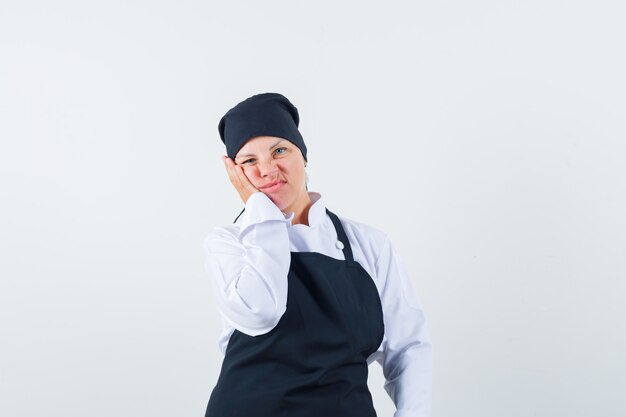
left=234, top=136, right=307, bottom=212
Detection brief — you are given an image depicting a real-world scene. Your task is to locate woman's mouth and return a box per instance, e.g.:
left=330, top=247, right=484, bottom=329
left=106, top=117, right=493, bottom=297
left=260, top=180, right=286, bottom=193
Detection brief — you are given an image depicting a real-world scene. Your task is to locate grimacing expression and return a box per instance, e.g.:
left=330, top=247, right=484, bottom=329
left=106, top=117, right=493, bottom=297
left=234, top=136, right=307, bottom=211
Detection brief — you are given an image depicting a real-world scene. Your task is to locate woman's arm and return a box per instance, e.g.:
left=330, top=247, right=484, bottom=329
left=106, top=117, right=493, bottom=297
left=203, top=192, right=293, bottom=336
left=373, top=235, right=433, bottom=417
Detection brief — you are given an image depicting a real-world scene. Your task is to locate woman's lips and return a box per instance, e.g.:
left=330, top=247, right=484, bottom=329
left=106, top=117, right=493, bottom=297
left=261, top=181, right=286, bottom=193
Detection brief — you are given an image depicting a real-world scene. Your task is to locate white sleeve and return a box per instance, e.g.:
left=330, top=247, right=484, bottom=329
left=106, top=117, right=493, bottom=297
left=203, top=192, right=293, bottom=336
left=371, top=235, right=433, bottom=417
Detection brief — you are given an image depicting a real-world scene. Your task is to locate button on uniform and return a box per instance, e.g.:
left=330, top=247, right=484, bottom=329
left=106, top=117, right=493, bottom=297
left=335, top=240, right=344, bottom=250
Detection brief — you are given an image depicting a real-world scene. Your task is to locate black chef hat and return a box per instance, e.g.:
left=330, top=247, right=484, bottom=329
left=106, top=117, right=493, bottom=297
left=218, top=92, right=307, bottom=162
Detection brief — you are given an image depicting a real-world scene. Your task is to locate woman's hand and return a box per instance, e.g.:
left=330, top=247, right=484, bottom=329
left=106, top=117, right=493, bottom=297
left=222, top=156, right=261, bottom=204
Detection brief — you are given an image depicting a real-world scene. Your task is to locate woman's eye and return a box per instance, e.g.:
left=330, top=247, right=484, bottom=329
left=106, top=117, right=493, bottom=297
left=242, top=159, right=254, bottom=164
left=275, top=147, right=287, bottom=155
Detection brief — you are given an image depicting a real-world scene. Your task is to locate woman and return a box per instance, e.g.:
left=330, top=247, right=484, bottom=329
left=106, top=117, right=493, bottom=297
left=203, top=92, right=432, bottom=417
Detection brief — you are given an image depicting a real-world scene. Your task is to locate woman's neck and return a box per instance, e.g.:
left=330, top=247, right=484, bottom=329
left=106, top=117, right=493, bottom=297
left=287, top=191, right=313, bottom=226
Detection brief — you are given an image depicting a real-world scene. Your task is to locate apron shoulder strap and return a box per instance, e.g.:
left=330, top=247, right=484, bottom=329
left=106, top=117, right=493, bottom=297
left=325, top=208, right=354, bottom=262
left=233, top=207, right=245, bottom=223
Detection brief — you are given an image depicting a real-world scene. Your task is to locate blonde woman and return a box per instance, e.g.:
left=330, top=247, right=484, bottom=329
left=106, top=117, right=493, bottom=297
left=203, top=92, right=432, bottom=417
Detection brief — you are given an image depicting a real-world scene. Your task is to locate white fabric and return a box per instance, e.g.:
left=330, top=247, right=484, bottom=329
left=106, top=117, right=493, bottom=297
left=203, top=191, right=432, bottom=417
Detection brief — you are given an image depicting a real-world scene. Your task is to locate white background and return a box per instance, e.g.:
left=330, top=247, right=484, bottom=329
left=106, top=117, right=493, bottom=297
left=1, top=1, right=625, bottom=416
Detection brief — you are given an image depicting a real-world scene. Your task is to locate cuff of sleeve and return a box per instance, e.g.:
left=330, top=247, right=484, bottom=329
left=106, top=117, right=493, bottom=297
left=237, top=192, right=294, bottom=237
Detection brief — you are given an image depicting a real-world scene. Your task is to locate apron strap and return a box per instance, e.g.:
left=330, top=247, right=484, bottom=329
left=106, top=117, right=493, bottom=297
left=233, top=207, right=245, bottom=224
left=325, top=208, right=354, bottom=262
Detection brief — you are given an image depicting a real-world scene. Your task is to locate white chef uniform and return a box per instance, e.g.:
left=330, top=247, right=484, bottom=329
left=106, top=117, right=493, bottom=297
left=203, top=191, right=433, bottom=417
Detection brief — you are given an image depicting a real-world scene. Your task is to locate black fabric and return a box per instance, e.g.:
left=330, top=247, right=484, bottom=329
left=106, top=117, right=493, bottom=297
left=205, top=208, right=385, bottom=417
left=218, top=92, right=308, bottom=162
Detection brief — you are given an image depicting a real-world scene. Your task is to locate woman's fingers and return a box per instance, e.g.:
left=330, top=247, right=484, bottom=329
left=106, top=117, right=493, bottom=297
left=224, top=156, right=248, bottom=188
left=222, top=156, right=238, bottom=185
left=222, top=156, right=260, bottom=203
left=223, top=156, right=243, bottom=188
left=233, top=164, right=255, bottom=191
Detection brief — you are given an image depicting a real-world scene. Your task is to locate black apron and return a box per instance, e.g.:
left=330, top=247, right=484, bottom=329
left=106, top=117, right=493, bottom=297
left=205, top=208, right=385, bottom=417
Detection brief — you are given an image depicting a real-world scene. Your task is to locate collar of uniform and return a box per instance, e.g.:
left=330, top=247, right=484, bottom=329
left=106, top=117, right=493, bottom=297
left=283, top=191, right=326, bottom=228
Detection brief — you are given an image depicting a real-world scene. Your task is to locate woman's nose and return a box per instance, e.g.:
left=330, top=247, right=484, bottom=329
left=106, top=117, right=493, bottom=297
left=257, top=159, right=278, bottom=176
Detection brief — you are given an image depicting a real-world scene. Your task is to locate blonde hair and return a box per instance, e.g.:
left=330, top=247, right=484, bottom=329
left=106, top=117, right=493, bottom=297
left=304, top=165, right=309, bottom=190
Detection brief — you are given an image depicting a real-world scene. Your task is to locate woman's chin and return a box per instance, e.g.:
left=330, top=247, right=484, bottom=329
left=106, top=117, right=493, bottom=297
left=263, top=192, right=286, bottom=208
